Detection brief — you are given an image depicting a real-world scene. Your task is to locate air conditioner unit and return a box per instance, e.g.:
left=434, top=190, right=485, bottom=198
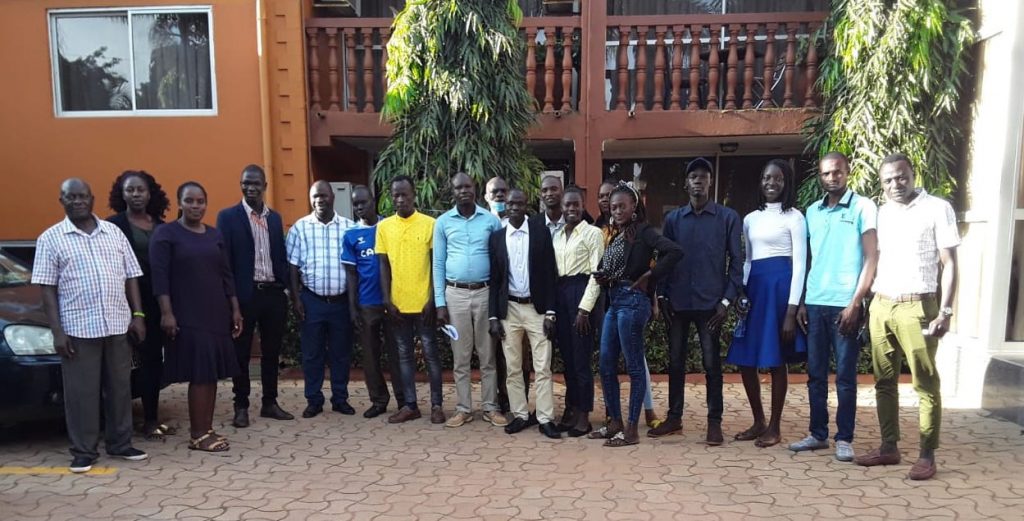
left=313, top=0, right=361, bottom=17
left=543, top=0, right=578, bottom=15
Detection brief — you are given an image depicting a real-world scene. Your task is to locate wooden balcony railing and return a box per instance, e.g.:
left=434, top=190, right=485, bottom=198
left=305, top=12, right=825, bottom=116
left=604, top=12, right=826, bottom=111
left=305, top=17, right=581, bottom=115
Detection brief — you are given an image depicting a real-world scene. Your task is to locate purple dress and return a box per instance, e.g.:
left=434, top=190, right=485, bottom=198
left=150, top=221, right=239, bottom=384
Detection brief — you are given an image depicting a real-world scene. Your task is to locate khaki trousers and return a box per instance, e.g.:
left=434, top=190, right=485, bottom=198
left=446, top=286, right=498, bottom=413
left=502, top=301, right=554, bottom=424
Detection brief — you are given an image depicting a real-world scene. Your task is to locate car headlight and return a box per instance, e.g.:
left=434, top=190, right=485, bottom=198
left=3, top=325, right=56, bottom=355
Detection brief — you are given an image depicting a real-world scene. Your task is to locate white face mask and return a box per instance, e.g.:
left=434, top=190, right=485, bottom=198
left=490, top=201, right=506, bottom=214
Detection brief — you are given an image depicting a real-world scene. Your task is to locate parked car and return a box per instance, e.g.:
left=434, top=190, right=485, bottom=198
left=0, top=246, right=63, bottom=427
left=0, top=240, right=168, bottom=428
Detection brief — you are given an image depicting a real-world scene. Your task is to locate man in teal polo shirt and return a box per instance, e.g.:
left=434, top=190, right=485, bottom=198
left=791, top=152, right=878, bottom=462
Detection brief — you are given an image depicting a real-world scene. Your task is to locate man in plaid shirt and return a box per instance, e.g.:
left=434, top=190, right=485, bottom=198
left=33, top=178, right=149, bottom=473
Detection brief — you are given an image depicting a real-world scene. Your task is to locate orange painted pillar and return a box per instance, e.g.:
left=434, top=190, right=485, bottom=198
left=577, top=0, right=608, bottom=217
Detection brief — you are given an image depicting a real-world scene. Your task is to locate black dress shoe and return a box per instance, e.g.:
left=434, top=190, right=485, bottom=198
left=332, top=401, right=356, bottom=415
left=302, top=404, right=323, bottom=418
left=525, top=412, right=539, bottom=427
left=233, top=407, right=250, bottom=428
left=568, top=424, right=593, bottom=438
left=363, top=404, right=388, bottom=418
left=539, top=422, right=562, bottom=439
left=260, top=403, right=295, bottom=421
left=504, top=417, right=528, bottom=434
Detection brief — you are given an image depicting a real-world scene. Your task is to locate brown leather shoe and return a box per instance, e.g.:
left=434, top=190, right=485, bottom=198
left=647, top=417, right=682, bottom=438
left=853, top=447, right=902, bottom=467
left=908, top=458, right=937, bottom=480
left=706, top=422, right=724, bottom=446
left=387, top=406, right=422, bottom=424
left=430, top=406, right=446, bottom=424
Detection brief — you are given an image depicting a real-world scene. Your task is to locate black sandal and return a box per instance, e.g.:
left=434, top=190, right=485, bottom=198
left=604, top=432, right=639, bottom=447
left=734, top=424, right=767, bottom=441
left=143, top=422, right=177, bottom=441
left=587, top=425, right=620, bottom=440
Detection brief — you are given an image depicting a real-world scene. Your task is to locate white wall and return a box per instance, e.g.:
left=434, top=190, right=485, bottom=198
left=939, top=0, right=1024, bottom=408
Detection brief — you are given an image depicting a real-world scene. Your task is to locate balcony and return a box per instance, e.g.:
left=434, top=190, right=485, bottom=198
left=305, top=10, right=826, bottom=147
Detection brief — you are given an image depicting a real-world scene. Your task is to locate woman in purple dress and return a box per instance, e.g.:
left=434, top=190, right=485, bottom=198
left=150, top=182, right=242, bottom=452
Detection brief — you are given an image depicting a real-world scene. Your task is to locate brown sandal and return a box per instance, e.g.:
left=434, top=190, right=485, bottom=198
left=188, top=432, right=230, bottom=452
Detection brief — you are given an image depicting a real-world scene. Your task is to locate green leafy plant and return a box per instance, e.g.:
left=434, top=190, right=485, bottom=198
left=800, top=0, right=974, bottom=207
left=373, top=0, right=544, bottom=214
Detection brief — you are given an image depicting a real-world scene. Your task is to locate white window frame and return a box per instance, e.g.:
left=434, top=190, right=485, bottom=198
left=48, top=6, right=218, bottom=118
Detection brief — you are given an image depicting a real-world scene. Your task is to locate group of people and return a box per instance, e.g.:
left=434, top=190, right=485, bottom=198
left=33, top=151, right=957, bottom=482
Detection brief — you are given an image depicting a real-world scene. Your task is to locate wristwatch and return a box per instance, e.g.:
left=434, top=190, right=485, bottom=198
left=720, top=298, right=731, bottom=308
left=545, top=313, right=556, bottom=322
left=940, top=306, right=954, bottom=318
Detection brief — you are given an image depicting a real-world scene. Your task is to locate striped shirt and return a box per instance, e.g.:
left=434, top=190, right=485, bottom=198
left=32, top=216, right=143, bottom=339
left=242, top=199, right=274, bottom=282
left=552, top=221, right=604, bottom=312
left=286, top=212, right=355, bottom=297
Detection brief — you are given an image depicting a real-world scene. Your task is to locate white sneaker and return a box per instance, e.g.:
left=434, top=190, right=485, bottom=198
left=789, top=435, right=829, bottom=452
left=835, top=441, right=855, bottom=462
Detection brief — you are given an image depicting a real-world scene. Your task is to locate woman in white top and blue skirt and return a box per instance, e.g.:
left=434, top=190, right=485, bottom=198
left=727, top=159, right=808, bottom=448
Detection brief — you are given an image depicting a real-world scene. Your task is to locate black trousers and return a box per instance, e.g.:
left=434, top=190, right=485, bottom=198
left=667, top=309, right=723, bottom=423
left=232, top=285, right=288, bottom=409
left=359, top=305, right=405, bottom=408
left=555, top=275, right=596, bottom=413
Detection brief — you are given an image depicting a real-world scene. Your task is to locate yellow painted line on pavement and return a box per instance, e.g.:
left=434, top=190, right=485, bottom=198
left=0, top=466, right=117, bottom=476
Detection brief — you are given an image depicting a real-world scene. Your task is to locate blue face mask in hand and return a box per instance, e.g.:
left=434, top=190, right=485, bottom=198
left=490, top=202, right=506, bottom=214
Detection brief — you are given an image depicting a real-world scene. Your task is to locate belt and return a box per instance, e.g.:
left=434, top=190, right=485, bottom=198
left=254, top=281, right=284, bottom=291
left=558, top=274, right=591, bottom=283
left=508, top=295, right=532, bottom=304
left=303, top=287, right=345, bottom=303
left=876, top=292, right=935, bottom=303
left=446, top=280, right=488, bottom=290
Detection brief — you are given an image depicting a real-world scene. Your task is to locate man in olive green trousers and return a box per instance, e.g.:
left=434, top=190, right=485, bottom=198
left=855, top=153, right=959, bottom=481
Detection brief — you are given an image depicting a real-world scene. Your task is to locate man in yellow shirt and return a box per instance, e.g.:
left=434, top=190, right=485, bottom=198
left=377, top=176, right=445, bottom=424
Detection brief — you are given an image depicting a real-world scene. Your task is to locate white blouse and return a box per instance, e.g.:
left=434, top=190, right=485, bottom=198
left=743, top=202, right=807, bottom=305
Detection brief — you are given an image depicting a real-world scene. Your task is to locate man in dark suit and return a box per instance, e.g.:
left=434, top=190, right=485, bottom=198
left=488, top=189, right=561, bottom=439
left=216, top=164, right=294, bottom=427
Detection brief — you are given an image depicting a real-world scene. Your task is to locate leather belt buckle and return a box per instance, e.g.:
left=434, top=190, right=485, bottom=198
left=509, top=295, right=532, bottom=305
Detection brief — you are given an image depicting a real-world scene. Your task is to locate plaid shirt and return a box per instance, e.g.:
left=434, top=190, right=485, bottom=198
left=32, top=216, right=143, bottom=339
left=873, top=189, right=960, bottom=296
left=242, top=199, right=274, bottom=282
left=286, top=212, right=355, bottom=296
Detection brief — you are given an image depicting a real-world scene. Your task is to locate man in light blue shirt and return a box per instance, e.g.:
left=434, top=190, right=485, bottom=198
left=792, top=152, right=878, bottom=462
left=433, top=172, right=505, bottom=428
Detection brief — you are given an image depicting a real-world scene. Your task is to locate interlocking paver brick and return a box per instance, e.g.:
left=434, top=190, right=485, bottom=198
left=1, top=380, right=1022, bottom=520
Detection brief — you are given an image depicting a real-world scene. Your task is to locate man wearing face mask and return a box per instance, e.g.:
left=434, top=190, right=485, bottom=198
left=485, top=177, right=509, bottom=225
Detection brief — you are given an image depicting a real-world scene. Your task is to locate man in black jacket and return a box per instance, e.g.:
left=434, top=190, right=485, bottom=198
left=488, top=189, right=561, bottom=439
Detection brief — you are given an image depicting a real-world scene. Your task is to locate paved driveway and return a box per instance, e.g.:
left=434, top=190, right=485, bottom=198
left=1, top=379, right=1022, bottom=520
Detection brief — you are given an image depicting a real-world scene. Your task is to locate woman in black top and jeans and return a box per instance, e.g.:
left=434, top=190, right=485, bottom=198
left=590, top=182, right=682, bottom=447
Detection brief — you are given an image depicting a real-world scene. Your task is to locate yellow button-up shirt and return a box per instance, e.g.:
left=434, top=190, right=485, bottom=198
left=552, top=220, right=605, bottom=312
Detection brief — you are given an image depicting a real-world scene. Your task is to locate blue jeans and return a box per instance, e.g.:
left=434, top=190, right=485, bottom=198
left=299, top=289, right=353, bottom=407
left=599, top=284, right=651, bottom=425
left=806, top=304, right=861, bottom=442
left=394, top=312, right=443, bottom=409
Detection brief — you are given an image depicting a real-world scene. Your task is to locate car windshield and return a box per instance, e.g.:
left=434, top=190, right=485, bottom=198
left=0, top=251, right=32, bottom=287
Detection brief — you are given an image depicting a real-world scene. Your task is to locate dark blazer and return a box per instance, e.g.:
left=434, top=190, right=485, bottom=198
left=216, top=202, right=289, bottom=304
left=488, top=215, right=559, bottom=320
left=597, top=222, right=684, bottom=288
